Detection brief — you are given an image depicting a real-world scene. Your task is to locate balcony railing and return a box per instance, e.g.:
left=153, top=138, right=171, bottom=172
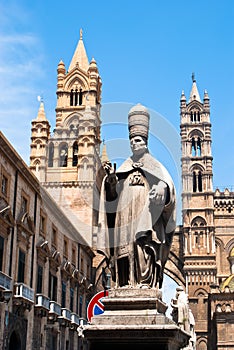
left=61, top=308, right=71, bottom=321
left=0, top=271, right=12, bottom=290
left=71, top=312, right=80, bottom=326
left=49, top=301, right=61, bottom=316
left=79, top=317, right=88, bottom=326
left=14, top=283, right=34, bottom=302
left=35, top=294, right=50, bottom=310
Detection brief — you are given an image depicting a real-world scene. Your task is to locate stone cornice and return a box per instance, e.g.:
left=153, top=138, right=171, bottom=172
left=42, top=181, right=95, bottom=189
left=0, top=131, right=41, bottom=195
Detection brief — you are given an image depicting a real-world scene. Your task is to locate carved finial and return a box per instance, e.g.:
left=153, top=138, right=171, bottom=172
left=37, top=95, right=43, bottom=103
left=80, top=28, right=83, bottom=40
left=192, top=72, right=196, bottom=82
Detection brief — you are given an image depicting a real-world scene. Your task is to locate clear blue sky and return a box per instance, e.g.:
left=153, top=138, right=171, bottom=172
left=0, top=0, right=233, bottom=188
left=0, top=0, right=233, bottom=302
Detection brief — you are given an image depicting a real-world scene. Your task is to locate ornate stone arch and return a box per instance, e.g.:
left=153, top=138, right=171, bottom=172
left=194, top=288, right=208, bottom=297
left=188, top=129, right=204, bottom=139
left=188, top=100, right=203, bottom=111
left=188, top=129, right=204, bottom=157
left=188, top=101, right=203, bottom=123
left=197, top=337, right=207, bottom=350
left=216, top=237, right=225, bottom=276
left=72, top=141, right=78, bottom=166
left=62, top=113, right=80, bottom=129
left=189, top=163, right=205, bottom=173
left=34, top=123, right=44, bottom=131
left=188, top=101, right=203, bottom=109
left=17, top=212, right=34, bottom=249
left=34, top=139, right=42, bottom=151
left=225, top=237, right=234, bottom=254
left=59, top=142, right=68, bottom=167
left=215, top=237, right=225, bottom=250
left=190, top=164, right=204, bottom=193
left=47, top=142, right=54, bottom=167
left=65, top=72, right=89, bottom=91
left=79, top=120, right=93, bottom=134
left=80, top=136, right=92, bottom=147
left=33, top=159, right=41, bottom=173
left=191, top=216, right=206, bottom=227
left=190, top=216, right=207, bottom=252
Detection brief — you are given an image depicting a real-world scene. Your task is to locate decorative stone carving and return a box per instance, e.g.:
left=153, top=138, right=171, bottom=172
left=171, top=286, right=196, bottom=350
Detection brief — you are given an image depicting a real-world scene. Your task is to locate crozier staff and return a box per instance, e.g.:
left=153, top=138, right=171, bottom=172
left=98, top=104, right=176, bottom=288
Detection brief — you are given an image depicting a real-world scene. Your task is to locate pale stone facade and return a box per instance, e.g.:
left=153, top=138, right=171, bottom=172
left=1, top=31, right=234, bottom=350
left=30, top=29, right=102, bottom=247
left=180, top=76, right=234, bottom=350
left=0, top=131, right=93, bottom=350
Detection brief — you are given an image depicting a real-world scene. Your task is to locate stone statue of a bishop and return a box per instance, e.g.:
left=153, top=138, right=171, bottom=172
left=98, top=104, right=176, bottom=289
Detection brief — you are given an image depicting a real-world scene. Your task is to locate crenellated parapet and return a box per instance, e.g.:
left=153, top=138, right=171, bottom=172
left=214, top=188, right=234, bottom=214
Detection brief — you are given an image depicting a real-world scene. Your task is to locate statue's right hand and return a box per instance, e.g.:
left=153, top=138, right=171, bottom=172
left=103, top=161, right=115, bottom=175
left=103, top=162, right=117, bottom=186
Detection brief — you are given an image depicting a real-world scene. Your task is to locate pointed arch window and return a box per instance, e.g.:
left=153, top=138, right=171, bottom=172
left=193, top=170, right=203, bottom=192
left=72, top=142, right=78, bottom=166
left=70, top=89, right=74, bottom=106
left=70, top=88, right=83, bottom=106
left=197, top=111, right=200, bottom=122
left=195, top=232, right=199, bottom=245
left=191, top=137, right=201, bottom=157
left=79, top=88, right=83, bottom=105
left=190, top=111, right=197, bottom=122
left=48, top=143, right=54, bottom=167
left=190, top=110, right=201, bottom=123
left=193, top=172, right=197, bottom=192
left=70, top=89, right=79, bottom=106
left=74, top=89, right=78, bottom=106
left=192, top=138, right=196, bottom=156
left=190, top=111, right=194, bottom=122
left=197, top=138, right=201, bottom=156
left=59, top=144, right=68, bottom=167
left=198, top=171, right=202, bottom=192
left=195, top=231, right=204, bottom=247
left=191, top=217, right=206, bottom=250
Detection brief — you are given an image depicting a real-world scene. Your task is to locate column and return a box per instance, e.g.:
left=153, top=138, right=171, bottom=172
left=206, top=228, right=210, bottom=254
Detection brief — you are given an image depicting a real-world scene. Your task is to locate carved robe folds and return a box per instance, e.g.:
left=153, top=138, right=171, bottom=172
left=98, top=152, right=176, bottom=288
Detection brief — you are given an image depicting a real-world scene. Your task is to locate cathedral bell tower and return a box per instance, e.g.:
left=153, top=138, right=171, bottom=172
left=180, top=75, right=216, bottom=347
left=30, top=30, right=102, bottom=246
left=30, top=100, right=50, bottom=182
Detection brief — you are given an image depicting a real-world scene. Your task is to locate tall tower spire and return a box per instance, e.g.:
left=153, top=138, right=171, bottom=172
left=180, top=76, right=215, bottom=348
left=32, top=33, right=102, bottom=246
left=30, top=99, right=50, bottom=181
left=101, top=141, right=109, bottom=163
left=189, top=73, right=201, bottom=102
left=68, top=28, right=89, bottom=72
left=36, top=100, right=47, bottom=121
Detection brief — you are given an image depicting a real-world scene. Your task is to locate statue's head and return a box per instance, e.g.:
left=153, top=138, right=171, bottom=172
left=128, top=103, right=149, bottom=139
left=130, top=135, right=147, bottom=156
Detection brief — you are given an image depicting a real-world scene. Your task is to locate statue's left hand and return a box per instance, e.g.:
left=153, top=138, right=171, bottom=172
left=149, top=181, right=167, bottom=205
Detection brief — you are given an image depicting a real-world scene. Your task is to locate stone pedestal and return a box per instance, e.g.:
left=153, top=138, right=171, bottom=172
left=84, top=288, right=190, bottom=350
